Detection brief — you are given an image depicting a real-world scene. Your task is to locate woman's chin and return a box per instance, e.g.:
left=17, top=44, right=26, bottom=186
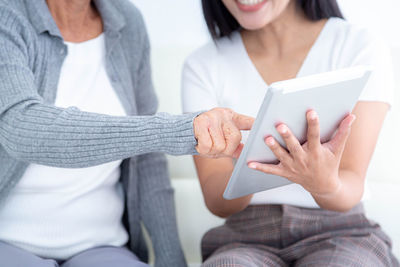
left=237, top=18, right=270, bottom=31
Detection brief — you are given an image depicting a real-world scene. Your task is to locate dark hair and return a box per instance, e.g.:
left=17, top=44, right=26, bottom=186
left=202, top=0, right=344, bottom=40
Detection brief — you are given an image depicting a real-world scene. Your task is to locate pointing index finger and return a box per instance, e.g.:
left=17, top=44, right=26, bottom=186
left=232, top=113, right=254, bottom=131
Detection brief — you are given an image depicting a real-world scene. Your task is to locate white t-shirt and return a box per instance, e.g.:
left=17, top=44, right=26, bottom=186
left=181, top=18, right=394, bottom=208
left=0, top=34, right=129, bottom=259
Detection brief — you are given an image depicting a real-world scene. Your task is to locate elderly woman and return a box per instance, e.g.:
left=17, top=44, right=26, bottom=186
left=0, top=0, right=253, bottom=267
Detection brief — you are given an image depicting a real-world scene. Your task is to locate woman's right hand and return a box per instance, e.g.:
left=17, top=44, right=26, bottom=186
left=193, top=108, right=254, bottom=158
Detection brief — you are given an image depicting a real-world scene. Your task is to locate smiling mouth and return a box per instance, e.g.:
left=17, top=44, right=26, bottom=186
left=236, top=0, right=267, bottom=12
left=237, top=0, right=265, bottom=5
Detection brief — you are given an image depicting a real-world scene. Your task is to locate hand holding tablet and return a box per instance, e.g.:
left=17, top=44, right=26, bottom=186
left=223, top=66, right=372, bottom=200
left=248, top=109, right=356, bottom=198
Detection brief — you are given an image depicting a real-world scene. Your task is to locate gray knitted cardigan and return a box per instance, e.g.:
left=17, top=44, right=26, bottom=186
left=0, top=0, right=197, bottom=266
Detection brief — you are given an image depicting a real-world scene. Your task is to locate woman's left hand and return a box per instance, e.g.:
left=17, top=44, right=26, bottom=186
left=248, top=110, right=356, bottom=197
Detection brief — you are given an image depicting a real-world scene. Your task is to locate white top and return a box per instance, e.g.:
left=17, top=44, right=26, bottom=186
left=0, top=34, right=129, bottom=259
left=181, top=18, right=394, bottom=208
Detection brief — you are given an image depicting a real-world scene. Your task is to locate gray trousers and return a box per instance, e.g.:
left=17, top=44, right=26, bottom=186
left=202, top=204, right=399, bottom=267
left=0, top=242, right=149, bottom=267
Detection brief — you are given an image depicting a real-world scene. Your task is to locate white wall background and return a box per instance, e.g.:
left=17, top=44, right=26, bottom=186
left=338, top=0, right=400, bottom=46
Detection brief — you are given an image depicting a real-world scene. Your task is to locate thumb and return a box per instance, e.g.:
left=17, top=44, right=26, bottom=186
left=327, top=114, right=355, bottom=155
left=233, top=113, right=255, bottom=131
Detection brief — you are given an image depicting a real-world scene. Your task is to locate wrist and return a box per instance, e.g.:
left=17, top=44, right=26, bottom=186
left=311, top=177, right=343, bottom=200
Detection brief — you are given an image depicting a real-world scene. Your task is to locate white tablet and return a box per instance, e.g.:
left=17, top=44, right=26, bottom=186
left=223, top=66, right=372, bottom=200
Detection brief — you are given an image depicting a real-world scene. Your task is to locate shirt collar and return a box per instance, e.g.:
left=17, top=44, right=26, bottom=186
left=25, top=0, right=62, bottom=38
left=94, top=0, right=126, bottom=34
left=25, top=0, right=126, bottom=39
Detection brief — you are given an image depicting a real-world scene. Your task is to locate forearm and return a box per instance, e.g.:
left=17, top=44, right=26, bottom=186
left=0, top=101, right=198, bottom=168
left=312, top=169, right=364, bottom=212
left=201, top=171, right=252, bottom=218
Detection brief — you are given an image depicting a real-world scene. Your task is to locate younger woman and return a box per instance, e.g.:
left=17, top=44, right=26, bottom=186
left=182, top=0, right=399, bottom=266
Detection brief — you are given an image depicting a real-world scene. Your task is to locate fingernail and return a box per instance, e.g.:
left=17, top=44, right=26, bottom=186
left=266, top=137, right=275, bottom=146
left=309, top=111, right=317, bottom=120
left=248, top=163, right=257, bottom=169
left=278, top=125, right=287, bottom=134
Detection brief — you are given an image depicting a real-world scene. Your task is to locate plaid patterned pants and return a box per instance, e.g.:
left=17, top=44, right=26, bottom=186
left=202, top=204, right=399, bottom=267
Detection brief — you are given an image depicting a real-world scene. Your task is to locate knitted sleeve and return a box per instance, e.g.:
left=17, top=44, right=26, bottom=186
left=0, top=6, right=198, bottom=168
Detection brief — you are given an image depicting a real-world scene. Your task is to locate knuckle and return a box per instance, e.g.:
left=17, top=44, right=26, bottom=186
left=261, top=166, right=269, bottom=173
left=290, top=145, right=301, bottom=154
left=209, top=143, right=219, bottom=154
left=338, top=128, right=348, bottom=137
left=222, top=108, right=234, bottom=119
left=268, top=142, right=278, bottom=150
left=309, top=132, right=319, bottom=139
left=206, top=142, right=213, bottom=152
left=209, top=107, right=218, bottom=114
left=225, top=125, right=241, bottom=141
left=223, top=107, right=233, bottom=115
left=213, top=107, right=225, bottom=116
left=223, top=125, right=233, bottom=136
left=310, top=148, right=321, bottom=158
left=198, top=114, right=210, bottom=125
left=215, top=142, right=226, bottom=153
left=310, top=148, right=321, bottom=156
left=272, top=143, right=281, bottom=152
left=208, top=112, right=219, bottom=122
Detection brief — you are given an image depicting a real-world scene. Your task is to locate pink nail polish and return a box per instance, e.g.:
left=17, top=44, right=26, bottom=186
left=310, top=111, right=317, bottom=120
left=279, top=125, right=287, bottom=134
left=249, top=163, right=257, bottom=169
left=266, top=137, right=275, bottom=146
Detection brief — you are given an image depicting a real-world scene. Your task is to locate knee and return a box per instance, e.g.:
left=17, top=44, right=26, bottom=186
left=202, top=250, right=257, bottom=267
left=0, top=242, right=58, bottom=267
left=61, top=247, right=149, bottom=267
left=203, top=257, right=255, bottom=267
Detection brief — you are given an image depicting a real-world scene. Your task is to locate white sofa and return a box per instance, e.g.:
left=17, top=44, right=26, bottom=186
left=147, top=45, right=400, bottom=265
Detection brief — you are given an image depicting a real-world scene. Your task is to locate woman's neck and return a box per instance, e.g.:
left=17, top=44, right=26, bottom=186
left=242, top=1, right=325, bottom=58
left=46, top=0, right=103, bottom=42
